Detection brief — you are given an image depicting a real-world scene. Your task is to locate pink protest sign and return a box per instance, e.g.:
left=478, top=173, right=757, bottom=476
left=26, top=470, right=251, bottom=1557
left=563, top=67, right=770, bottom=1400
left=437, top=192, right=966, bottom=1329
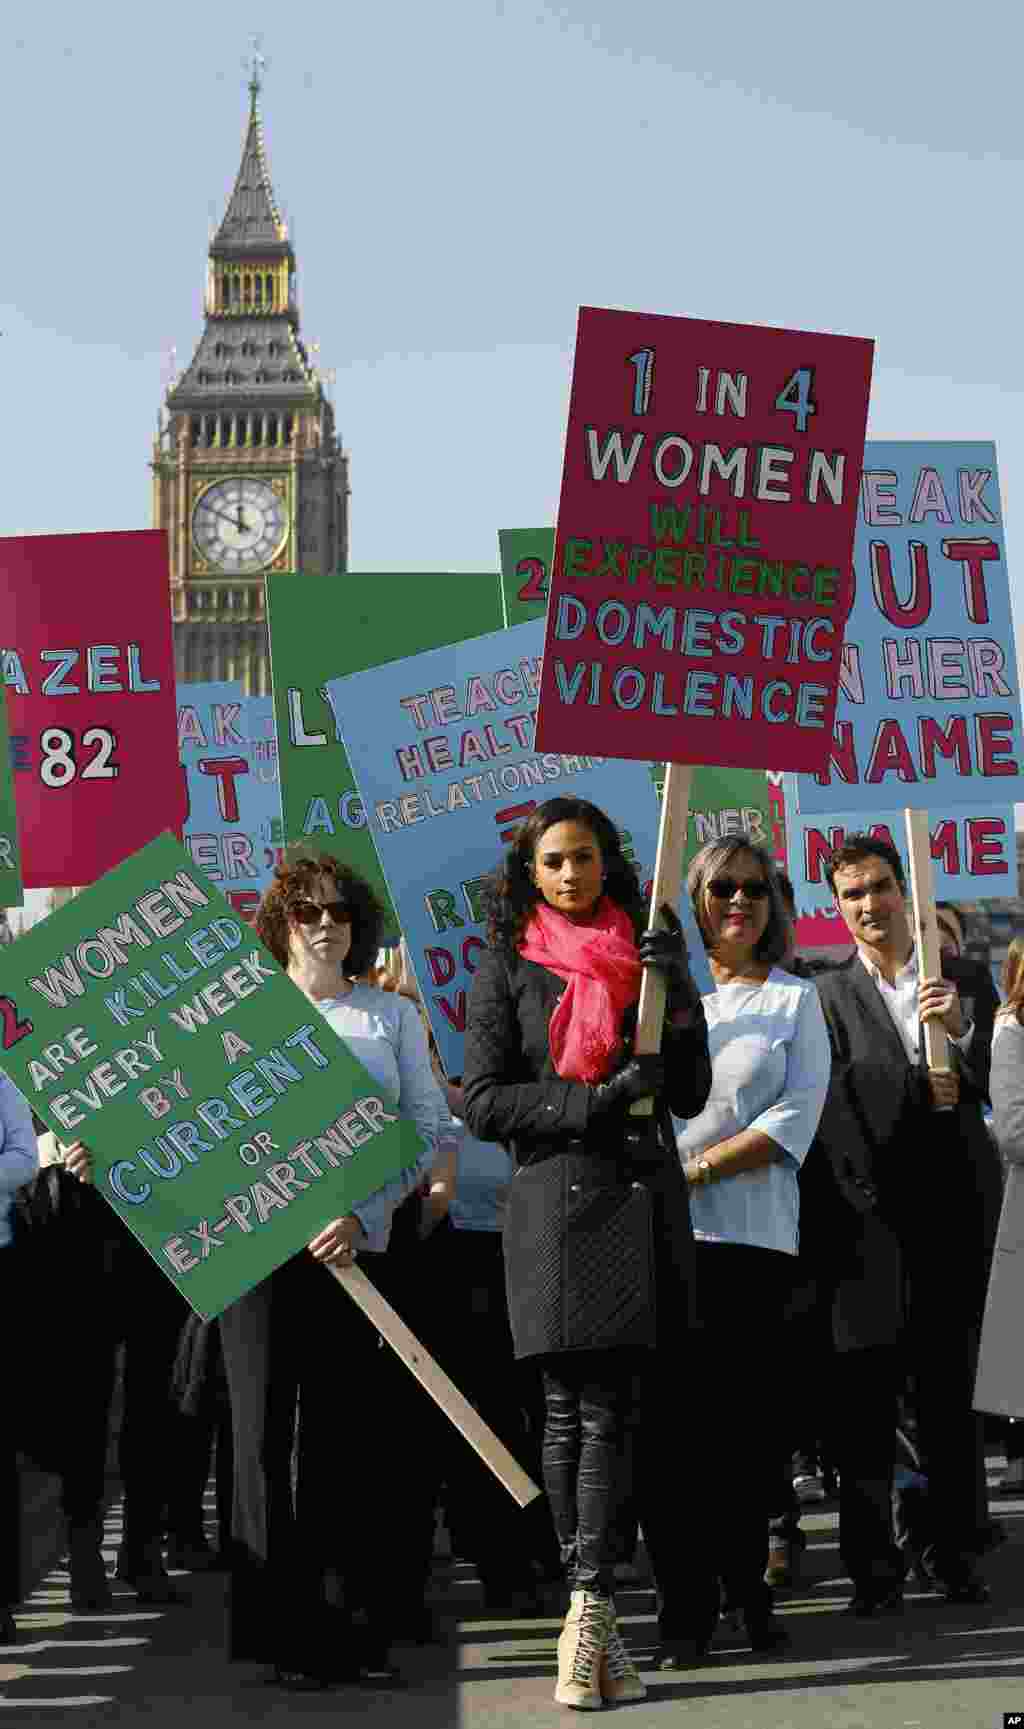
left=535, top=307, right=874, bottom=773
left=0, top=530, right=186, bottom=887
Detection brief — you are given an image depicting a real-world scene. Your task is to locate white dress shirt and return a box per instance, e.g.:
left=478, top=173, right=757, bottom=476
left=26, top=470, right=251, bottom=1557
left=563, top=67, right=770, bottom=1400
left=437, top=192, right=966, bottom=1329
left=857, top=949, right=973, bottom=1062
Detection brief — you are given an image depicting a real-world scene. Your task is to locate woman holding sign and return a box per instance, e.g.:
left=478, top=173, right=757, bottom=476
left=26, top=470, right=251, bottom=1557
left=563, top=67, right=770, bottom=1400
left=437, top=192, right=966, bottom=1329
left=673, top=838, right=829, bottom=1658
left=463, top=795, right=711, bottom=1709
left=219, top=852, right=442, bottom=1691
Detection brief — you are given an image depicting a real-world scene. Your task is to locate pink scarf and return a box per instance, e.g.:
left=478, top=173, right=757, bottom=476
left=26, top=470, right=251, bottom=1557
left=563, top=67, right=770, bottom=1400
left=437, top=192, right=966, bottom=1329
left=518, top=898, right=642, bottom=1084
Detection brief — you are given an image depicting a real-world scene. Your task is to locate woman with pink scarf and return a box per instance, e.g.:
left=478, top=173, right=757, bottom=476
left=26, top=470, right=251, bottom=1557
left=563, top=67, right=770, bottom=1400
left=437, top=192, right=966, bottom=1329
left=463, top=796, right=711, bottom=1709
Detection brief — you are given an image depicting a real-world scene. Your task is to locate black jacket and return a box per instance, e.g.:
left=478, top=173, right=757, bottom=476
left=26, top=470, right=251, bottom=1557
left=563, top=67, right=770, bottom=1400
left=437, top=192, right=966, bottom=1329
left=942, top=953, right=999, bottom=1102
left=462, top=947, right=712, bottom=1359
left=812, top=955, right=1000, bottom=1352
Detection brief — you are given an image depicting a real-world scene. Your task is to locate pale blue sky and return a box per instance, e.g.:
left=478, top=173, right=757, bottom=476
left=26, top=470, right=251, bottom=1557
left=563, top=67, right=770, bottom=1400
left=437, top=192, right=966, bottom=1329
left=4, top=0, right=1023, bottom=925
left=1, top=0, right=1022, bottom=582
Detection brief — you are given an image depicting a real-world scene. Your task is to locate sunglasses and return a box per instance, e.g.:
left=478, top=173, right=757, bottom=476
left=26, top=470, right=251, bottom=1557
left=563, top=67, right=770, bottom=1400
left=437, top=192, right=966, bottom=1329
left=707, top=876, right=771, bottom=902
left=291, top=899, right=352, bottom=926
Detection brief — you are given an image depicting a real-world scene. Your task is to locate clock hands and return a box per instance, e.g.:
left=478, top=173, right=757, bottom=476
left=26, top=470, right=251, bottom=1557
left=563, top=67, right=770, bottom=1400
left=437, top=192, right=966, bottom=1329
left=200, top=499, right=254, bottom=536
left=199, top=500, right=242, bottom=531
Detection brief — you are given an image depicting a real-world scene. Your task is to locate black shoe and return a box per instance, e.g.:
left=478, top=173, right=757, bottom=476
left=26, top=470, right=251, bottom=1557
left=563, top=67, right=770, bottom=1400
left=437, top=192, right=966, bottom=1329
left=116, top=1543, right=189, bottom=1606
left=939, top=1570, right=991, bottom=1606
left=482, top=1581, right=546, bottom=1617
left=919, top=1553, right=991, bottom=1605
left=390, top=1606, right=445, bottom=1645
left=746, top=1615, right=791, bottom=1653
left=654, top=1636, right=710, bottom=1670
left=358, top=1656, right=407, bottom=1687
left=165, top=1536, right=222, bottom=1573
left=68, top=1520, right=112, bottom=1612
left=845, top=1585, right=903, bottom=1617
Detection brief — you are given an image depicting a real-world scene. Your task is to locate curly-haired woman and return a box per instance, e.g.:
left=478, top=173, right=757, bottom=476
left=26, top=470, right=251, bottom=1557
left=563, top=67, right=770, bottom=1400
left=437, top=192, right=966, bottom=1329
left=462, top=796, right=711, bottom=1708
left=219, top=852, right=443, bottom=1691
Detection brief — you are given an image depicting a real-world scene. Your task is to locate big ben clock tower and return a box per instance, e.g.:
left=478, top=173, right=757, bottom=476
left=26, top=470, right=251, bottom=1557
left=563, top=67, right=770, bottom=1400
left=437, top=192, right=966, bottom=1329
left=153, top=67, right=349, bottom=695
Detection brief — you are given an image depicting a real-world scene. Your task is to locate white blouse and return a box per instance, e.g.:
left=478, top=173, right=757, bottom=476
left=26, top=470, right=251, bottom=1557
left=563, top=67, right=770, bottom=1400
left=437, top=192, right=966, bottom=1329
left=674, top=967, right=830, bottom=1257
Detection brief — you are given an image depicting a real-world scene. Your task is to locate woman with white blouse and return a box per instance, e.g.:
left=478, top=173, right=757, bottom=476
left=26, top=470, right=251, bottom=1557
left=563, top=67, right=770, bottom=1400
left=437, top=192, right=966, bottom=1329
left=669, top=838, right=830, bottom=1663
left=220, top=854, right=441, bottom=1691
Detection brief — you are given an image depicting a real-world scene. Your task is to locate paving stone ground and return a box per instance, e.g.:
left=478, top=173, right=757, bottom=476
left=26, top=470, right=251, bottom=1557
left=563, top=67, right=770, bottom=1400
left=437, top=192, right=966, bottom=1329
left=5, top=1464, right=1024, bottom=1727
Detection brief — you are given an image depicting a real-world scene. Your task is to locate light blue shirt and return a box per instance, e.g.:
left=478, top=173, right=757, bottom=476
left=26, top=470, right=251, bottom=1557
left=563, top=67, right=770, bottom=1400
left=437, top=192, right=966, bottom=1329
left=315, top=986, right=441, bottom=1252
left=447, top=1121, right=512, bottom=1233
left=0, top=1072, right=41, bottom=1250
left=674, top=968, right=830, bottom=1257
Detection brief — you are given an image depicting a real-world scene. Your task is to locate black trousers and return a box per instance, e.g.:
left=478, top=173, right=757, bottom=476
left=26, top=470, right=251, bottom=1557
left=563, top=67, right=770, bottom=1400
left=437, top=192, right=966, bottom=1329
left=434, top=1228, right=557, bottom=1589
left=830, top=1330, right=984, bottom=1591
left=1, top=1250, right=19, bottom=1608
left=61, top=1233, right=193, bottom=1547
left=539, top=1346, right=645, bottom=1597
left=766, top=1273, right=835, bottom=1533
left=221, top=1240, right=453, bottom=1672
left=649, top=1242, right=793, bottom=1634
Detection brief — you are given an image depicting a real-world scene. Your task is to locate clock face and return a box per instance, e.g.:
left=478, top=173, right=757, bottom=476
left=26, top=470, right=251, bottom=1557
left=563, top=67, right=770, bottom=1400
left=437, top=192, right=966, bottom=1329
left=192, top=478, right=288, bottom=573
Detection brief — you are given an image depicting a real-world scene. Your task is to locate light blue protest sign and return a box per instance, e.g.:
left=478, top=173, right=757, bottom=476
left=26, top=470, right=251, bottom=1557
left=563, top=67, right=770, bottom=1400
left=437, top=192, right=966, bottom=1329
left=782, top=773, right=1014, bottom=917
left=795, top=442, right=1021, bottom=815
left=178, top=683, right=283, bottom=924
left=326, top=619, right=713, bottom=1078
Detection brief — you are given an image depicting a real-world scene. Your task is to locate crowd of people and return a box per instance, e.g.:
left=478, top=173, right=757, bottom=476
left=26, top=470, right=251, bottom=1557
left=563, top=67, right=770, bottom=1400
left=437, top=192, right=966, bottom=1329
left=2, top=796, right=1020, bottom=1711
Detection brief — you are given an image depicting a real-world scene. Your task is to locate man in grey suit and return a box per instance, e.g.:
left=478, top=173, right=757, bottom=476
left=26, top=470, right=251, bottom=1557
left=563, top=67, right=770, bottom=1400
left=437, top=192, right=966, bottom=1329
left=813, top=834, right=992, bottom=1614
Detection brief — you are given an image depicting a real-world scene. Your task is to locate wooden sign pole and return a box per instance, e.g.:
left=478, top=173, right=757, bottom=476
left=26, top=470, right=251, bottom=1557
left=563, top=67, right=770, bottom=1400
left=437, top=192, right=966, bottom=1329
left=903, top=807, right=950, bottom=1073
left=328, top=1262, right=542, bottom=1508
left=631, top=760, right=694, bottom=1117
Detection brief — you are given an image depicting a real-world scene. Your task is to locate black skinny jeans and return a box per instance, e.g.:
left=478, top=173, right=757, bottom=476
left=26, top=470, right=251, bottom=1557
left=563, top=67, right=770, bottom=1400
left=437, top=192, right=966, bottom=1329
left=540, top=1347, right=644, bottom=1597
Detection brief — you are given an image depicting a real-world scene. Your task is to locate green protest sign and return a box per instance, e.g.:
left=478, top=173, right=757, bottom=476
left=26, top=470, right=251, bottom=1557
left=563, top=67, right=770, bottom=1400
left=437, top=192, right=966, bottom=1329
left=0, top=831, right=425, bottom=1318
left=0, top=687, right=23, bottom=907
left=498, top=528, right=553, bottom=626
left=267, top=573, right=503, bottom=934
left=650, top=763, right=775, bottom=869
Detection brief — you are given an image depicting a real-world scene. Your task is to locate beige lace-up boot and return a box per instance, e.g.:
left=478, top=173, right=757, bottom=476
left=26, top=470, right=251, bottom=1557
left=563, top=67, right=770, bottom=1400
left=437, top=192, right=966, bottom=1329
left=600, top=1609, right=647, bottom=1702
left=554, top=1589, right=612, bottom=1708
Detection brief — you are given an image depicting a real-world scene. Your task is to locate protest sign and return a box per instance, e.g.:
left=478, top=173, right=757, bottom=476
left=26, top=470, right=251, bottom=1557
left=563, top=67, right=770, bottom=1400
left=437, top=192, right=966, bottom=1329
left=653, top=763, right=774, bottom=871
left=535, top=306, right=874, bottom=774
left=795, top=443, right=1020, bottom=813
left=782, top=772, right=1014, bottom=919
left=179, top=682, right=283, bottom=922
left=0, top=687, right=23, bottom=906
left=502, top=528, right=775, bottom=864
left=0, top=530, right=186, bottom=888
left=0, top=830, right=425, bottom=1319
left=267, top=573, right=503, bottom=930
left=499, top=528, right=552, bottom=626
left=326, top=618, right=713, bottom=1079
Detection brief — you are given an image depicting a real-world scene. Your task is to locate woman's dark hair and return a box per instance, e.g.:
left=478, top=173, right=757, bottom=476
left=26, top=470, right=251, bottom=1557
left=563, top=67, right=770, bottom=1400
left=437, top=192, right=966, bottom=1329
left=255, top=852, right=384, bottom=977
left=687, top=837, right=789, bottom=967
left=481, top=796, right=645, bottom=952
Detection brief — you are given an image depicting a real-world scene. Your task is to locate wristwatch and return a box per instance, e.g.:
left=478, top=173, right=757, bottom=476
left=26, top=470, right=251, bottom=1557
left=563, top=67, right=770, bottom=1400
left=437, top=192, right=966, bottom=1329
left=692, top=1157, right=713, bottom=1186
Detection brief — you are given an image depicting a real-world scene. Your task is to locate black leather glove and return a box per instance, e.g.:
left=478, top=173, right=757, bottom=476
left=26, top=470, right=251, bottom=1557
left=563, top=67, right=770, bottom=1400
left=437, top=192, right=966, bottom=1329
left=590, top=1054, right=665, bottom=1114
left=637, top=904, right=701, bottom=1012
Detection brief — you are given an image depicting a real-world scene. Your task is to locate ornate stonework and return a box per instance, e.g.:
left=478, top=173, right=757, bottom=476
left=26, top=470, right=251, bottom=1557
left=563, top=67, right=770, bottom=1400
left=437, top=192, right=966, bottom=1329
left=152, top=72, right=349, bottom=694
